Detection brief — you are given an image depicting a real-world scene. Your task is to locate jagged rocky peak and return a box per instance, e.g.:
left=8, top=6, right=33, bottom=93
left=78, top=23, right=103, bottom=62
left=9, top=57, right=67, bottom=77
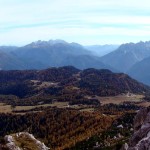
left=119, top=41, right=150, bottom=52
left=122, top=107, right=150, bottom=150
left=1, top=132, right=50, bottom=150
left=28, top=39, right=68, bottom=47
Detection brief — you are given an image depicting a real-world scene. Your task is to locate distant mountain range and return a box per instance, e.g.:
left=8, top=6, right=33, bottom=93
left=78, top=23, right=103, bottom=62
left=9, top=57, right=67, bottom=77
left=0, top=40, right=116, bottom=71
left=101, top=41, right=150, bottom=72
left=100, top=41, right=150, bottom=85
left=85, top=44, right=119, bottom=56
left=1, top=39, right=150, bottom=85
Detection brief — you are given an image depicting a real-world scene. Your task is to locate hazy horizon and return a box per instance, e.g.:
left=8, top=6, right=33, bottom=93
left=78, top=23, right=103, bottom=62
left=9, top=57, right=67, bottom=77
left=2, top=39, right=150, bottom=47
left=1, top=0, right=150, bottom=46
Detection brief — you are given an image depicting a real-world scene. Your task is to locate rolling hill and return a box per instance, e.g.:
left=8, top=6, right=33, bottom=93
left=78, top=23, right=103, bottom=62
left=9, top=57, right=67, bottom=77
left=0, top=66, right=149, bottom=150
left=0, top=66, right=148, bottom=100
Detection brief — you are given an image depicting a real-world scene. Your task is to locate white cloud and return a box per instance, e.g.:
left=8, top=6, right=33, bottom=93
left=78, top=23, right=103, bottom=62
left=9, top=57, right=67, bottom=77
left=0, top=24, right=150, bottom=46
left=0, top=0, right=150, bottom=45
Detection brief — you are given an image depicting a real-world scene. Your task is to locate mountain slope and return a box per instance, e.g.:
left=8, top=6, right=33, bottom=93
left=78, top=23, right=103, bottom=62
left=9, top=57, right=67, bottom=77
left=12, top=40, right=93, bottom=69
left=78, top=68, right=149, bottom=96
left=0, top=46, right=18, bottom=53
left=7, top=39, right=116, bottom=71
left=0, top=108, right=113, bottom=150
left=101, top=41, right=150, bottom=72
left=0, top=66, right=148, bottom=99
left=61, top=55, right=116, bottom=70
left=2, top=40, right=150, bottom=72
left=128, top=56, right=150, bottom=85
left=0, top=51, right=26, bottom=70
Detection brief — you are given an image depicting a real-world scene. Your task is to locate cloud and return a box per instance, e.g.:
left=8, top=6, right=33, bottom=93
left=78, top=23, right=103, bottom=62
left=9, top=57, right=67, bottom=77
left=0, top=0, right=150, bottom=45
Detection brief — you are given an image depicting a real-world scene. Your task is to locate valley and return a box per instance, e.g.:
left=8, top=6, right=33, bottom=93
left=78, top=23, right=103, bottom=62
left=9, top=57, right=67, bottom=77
left=0, top=94, right=146, bottom=114
left=0, top=66, right=149, bottom=149
left=1, top=0, right=150, bottom=149
left=1, top=40, right=150, bottom=150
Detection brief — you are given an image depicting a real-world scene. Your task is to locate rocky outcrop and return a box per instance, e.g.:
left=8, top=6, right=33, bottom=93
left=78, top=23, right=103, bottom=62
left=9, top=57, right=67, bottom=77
left=4, top=135, right=21, bottom=150
left=122, top=107, right=150, bottom=150
left=3, top=132, right=50, bottom=150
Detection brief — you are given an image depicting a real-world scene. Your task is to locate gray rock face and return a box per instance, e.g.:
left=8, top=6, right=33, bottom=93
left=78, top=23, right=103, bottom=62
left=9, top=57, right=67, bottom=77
left=122, top=107, right=150, bottom=150
left=4, top=135, right=21, bottom=150
left=4, top=132, right=50, bottom=150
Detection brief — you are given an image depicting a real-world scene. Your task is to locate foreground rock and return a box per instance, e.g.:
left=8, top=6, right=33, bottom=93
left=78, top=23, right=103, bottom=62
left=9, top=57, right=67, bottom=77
left=1, top=132, right=50, bottom=150
left=122, top=107, right=150, bottom=150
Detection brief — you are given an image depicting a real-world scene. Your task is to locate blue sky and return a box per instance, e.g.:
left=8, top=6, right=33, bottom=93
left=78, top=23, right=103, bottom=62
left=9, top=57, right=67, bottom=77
left=0, top=0, right=150, bottom=46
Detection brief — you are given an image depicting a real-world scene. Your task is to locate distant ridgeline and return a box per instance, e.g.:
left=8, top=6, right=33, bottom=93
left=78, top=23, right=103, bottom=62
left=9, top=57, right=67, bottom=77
left=0, top=40, right=150, bottom=85
left=0, top=40, right=116, bottom=71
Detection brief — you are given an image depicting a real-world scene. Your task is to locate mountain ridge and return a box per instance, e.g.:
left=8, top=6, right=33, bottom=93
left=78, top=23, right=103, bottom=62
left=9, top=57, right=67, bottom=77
left=1, top=40, right=150, bottom=86
left=0, top=66, right=148, bottom=99
left=0, top=39, right=116, bottom=71
left=101, top=41, right=150, bottom=72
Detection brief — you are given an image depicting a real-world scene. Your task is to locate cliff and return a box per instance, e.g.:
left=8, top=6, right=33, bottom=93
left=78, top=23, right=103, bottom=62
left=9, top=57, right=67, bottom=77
left=122, top=107, right=150, bottom=150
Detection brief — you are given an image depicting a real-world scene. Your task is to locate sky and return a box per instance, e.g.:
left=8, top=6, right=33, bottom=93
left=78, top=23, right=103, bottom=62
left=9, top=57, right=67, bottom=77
left=0, top=0, right=150, bottom=46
